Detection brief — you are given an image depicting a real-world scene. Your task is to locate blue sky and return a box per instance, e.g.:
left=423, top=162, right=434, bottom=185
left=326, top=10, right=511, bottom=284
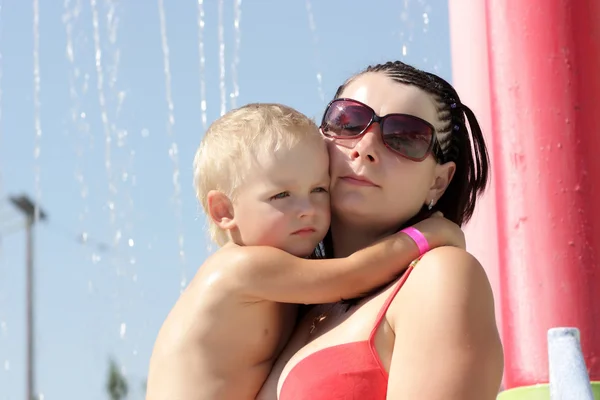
left=0, top=1, right=451, bottom=398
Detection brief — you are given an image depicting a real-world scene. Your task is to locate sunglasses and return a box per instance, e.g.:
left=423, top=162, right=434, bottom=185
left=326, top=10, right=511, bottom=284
left=320, top=98, right=443, bottom=162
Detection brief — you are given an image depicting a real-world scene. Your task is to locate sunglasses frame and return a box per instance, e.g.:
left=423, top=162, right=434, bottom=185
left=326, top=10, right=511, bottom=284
left=320, top=98, right=444, bottom=162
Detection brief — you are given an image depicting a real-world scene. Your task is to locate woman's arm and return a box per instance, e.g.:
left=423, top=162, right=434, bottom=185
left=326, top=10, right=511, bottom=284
left=216, top=215, right=464, bottom=304
left=385, top=246, right=503, bottom=400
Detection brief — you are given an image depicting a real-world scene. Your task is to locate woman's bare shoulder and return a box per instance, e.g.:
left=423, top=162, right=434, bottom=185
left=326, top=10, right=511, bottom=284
left=387, top=245, right=497, bottom=322
left=385, top=246, right=503, bottom=398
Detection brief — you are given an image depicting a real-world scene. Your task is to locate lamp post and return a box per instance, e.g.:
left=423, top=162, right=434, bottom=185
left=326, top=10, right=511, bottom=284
left=8, top=195, right=47, bottom=400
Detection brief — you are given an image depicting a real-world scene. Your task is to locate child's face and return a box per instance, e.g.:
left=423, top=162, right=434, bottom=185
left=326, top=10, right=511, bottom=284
left=232, top=140, right=331, bottom=257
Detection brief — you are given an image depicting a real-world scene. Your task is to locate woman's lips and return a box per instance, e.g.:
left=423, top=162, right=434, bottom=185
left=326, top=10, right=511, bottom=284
left=340, top=175, right=377, bottom=187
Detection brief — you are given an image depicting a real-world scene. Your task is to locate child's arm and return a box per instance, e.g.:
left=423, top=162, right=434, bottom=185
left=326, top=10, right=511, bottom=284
left=220, top=214, right=465, bottom=304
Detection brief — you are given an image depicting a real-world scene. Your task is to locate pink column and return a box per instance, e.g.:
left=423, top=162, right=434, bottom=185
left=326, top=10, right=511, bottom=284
left=486, top=0, right=600, bottom=390
left=448, top=0, right=502, bottom=342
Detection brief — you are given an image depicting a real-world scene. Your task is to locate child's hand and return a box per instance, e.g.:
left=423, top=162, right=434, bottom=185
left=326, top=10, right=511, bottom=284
left=412, top=212, right=466, bottom=250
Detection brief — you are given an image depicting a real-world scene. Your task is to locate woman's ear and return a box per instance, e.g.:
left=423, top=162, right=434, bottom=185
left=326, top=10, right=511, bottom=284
left=207, top=190, right=236, bottom=231
left=427, top=161, right=456, bottom=206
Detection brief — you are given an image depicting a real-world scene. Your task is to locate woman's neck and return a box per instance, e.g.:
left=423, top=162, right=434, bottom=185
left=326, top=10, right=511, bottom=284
left=330, top=216, right=400, bottom=258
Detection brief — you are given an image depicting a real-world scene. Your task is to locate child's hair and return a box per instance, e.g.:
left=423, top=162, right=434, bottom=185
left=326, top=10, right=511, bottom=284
left=194, top=103, right=322, bottom=245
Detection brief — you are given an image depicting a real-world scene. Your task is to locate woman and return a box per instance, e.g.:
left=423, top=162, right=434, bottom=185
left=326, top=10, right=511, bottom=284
left=258, top=61, right=504, bottom=399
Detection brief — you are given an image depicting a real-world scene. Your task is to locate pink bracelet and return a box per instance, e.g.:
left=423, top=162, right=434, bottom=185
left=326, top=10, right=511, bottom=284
left=400, top=227, right=430, bottom=256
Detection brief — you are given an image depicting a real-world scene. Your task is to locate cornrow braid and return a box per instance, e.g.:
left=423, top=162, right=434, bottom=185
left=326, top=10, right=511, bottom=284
left=332, top=60, right=490, bottom=226
left=318, top=60, right=492, bottom=308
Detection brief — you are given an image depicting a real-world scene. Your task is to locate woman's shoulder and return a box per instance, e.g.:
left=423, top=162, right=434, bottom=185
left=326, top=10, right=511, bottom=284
left=382, top=249, right=504, bottom=397
left=388, top=246, right=494, bottom=314
left=385, top=245, right=502, bottom=356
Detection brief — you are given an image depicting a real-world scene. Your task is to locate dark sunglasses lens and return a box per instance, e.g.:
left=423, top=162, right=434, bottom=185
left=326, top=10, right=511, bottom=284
left=382, top=116, right=434, bottom=159
left=321, top=100, right=372, bottom=138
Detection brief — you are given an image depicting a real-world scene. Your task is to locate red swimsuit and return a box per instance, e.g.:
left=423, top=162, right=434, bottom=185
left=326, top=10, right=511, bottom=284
left=280, top=263, right=417, bottom=399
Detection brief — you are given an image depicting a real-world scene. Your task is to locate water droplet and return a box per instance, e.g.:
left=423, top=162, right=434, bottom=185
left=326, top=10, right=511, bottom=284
left=80, top=232, right=89, bottom=243
left=117, top=130, right=128, bottom=147
left=141, top=128, right=150, bottom=138
left=117, top=91, right=126, bottom=105
left=4, top=360, right=9, bottom=371
left=92, top=253, right=102, bottom=264
left=0, top=321, right=7, bottom=336
left=169, top=143, right=179, bottom=157
left=128, top=238, right=134, bottom=247
left=132, top=274, right=138, bottom=282
left=129, top=257, right=136, bottom=265
left=38, top=393, right=45, bottom=400
left=402, top=45, right=407, bottom=56
left=122, top=172, right=128, bottom=182
left=80, top=112, right=86, bottom=119
left=422, top=12, right=429, bottom=25
left=133, top=349, right=138, bottom=356
left=120, top=323, right=127, bottom=339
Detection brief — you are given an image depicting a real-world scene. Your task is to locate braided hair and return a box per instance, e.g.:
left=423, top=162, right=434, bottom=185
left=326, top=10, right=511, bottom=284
left=333, top=61, right=490, bottom=227
left=315, top=61, right=489, bottom=258
left=316, top=61, right=490, bottom=283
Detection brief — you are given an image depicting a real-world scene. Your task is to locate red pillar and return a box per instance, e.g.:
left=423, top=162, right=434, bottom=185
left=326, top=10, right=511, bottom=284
left=448, top=0, right=502, bottom=346
left=485, top=0, right=600, bottom=390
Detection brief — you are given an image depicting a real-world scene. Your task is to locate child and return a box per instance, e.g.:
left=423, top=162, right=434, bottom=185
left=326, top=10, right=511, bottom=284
left=146, top=103, right=463, bottom=399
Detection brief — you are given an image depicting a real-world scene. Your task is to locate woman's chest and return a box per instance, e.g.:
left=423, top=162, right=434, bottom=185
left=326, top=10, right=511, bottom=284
left=277, top=295, right=396, bottom=396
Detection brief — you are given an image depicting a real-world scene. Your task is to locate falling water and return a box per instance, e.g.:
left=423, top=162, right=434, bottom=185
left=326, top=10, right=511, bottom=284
left=103, top=0, right=137, bottom=273
left=63, top=0, right=95, bottom=264
left=217, top=0, right=226, bottom=116
left=0, top=0, right=6, bottom=383
left=0, top=0, right=3, bottom=201
left=399, top=0, right=410, bottom=57
left=33, top=0, right=42, bottom=223
left=196, top=0, right=208, bottom=130
left=398, top=0, right=434, bottom=68
left=305, top=0, right=324, bottom=103
left=158, top=0, right=187, bottom=290
left=29, top=2, right=42, bottom=399
left=230, top=0, right=242, bottom=109
left=90, top=0, right=116, bottom=227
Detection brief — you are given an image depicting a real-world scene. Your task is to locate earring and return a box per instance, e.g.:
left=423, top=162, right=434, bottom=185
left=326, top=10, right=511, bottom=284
left=428, top=199, right=434, bottom=210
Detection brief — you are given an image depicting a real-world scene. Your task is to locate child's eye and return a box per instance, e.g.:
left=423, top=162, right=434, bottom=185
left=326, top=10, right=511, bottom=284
left=270, top=191, right=290, bottom=200
left=312, top=187, right=328, bottom=193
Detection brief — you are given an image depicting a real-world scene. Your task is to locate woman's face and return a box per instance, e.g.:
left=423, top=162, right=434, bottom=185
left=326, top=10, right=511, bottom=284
left=327, top=72, right=455, bottom=230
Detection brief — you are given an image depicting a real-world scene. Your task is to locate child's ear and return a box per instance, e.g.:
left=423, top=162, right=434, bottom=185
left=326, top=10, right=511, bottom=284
left=207, top=190, right=236, bottom=231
